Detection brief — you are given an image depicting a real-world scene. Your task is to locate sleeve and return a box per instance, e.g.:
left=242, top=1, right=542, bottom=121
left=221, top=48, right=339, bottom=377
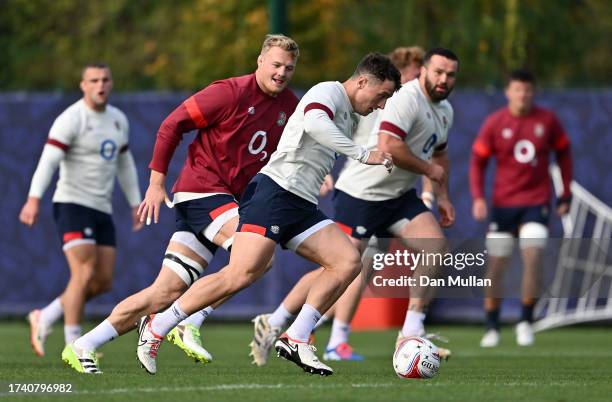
left=469, top=115, right=495, bottom=200
left=302, top=87, right=368, bottom=162
left=549, top=113, right=572, bottom=199
left=47, top=108, right=79, bottom=150
left=117, top=149, right=142, bottom=207
left=378, top=91, right=418, bottom=140
left=149, top=80, right=234, bottom=174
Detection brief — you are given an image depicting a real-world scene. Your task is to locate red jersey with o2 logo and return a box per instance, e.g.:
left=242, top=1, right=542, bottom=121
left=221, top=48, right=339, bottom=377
left=149, top=73, right=299, bottom=199
left=470, top=106, right=572, bottom=207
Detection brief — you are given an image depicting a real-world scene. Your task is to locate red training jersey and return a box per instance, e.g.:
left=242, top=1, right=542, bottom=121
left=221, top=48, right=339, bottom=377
left=149, top=73, right=299, bottom=199
left=470, top=105, right=572, bottom=207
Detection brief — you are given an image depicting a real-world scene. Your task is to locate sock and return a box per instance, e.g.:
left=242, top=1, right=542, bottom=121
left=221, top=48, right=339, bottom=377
left=39, top=297, right=63, bottom=327
left=180, top=306, right=214, bottom=328
left=401, top=311, right=426, bottom=337
left=326, top=319, right=350, bottom=349
left=64, top=324, right=82, bottom=344
left=74, top=319, right=118, bottom=351
left=486, top=308, right=500, bottom=331
left=520, top=304, right=534, bottom=323
left=268, top=303, right=294, bottom=328
left=313, top=314, right=330, bottom=330
left=286, top=304, right=321, bottom=343
left=151, top=301, right=189, bottom=336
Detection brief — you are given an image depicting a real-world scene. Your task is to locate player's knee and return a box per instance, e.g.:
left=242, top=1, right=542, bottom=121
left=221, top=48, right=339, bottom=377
left=71, top=264, right=96, bottom=287
left=486, top=232, right=515, bottom=257
left=519, top=222, right=548, bottom=249
left=87, top=278, right=113, bottom=297
left=163, top=251, right=207, bottom=287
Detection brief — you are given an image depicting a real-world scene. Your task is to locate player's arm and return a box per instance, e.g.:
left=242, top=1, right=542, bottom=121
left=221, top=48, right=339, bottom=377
left=116, top=144, right=143, bottom=231
left=141, top=83, right=232, bottom=224
left=377, top=133, right=445, bottom=182
left=431, top=148, right=455, bottom=227
left=303, top=107, right=392, bottom=170
left=469, top=118, right=494, bottom=221
left=550, top=115, right=572, bottom=216
left=19, top=112, right=77, bottom=227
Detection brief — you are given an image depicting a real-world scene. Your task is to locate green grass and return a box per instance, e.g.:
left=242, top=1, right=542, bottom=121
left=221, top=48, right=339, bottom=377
left=1, top=322, right=611, bottom=401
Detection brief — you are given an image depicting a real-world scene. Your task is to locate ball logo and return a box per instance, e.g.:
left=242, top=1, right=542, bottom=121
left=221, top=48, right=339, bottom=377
left=513, top=139, right=535, bottom=164
left=100, top=139, right=117, bottom=160
left=248, top=131, right=268, bottom=161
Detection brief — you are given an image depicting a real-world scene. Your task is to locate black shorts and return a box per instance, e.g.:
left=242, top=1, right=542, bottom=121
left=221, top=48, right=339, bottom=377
left=237, top=174, right=333, bottom=251
left=53, top=203, right=115, bottom=249
left=333, top=189, right=430, bottom=239
left=490, top=204, right=549, bottom=234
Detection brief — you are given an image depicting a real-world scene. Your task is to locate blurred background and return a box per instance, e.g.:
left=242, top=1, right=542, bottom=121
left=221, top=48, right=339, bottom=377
left=1, top=0, right=610, bottom=326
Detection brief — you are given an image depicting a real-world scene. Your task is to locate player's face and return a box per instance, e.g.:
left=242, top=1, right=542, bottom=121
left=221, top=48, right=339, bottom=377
left=256, top=46, right=297, bottom=96
left=421, top=55, right=458, bottom=102
left=505, top=80, right=534, bottom=115
left=399, top=62, right=421, bottom=84
left=80, top=67, right=113, bottom=111
left=353, top=76, right=396, bottom=116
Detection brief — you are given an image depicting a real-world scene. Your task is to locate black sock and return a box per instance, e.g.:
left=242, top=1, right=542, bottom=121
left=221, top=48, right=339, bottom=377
left=521, top=303, right=535, bottom=323
left=485, top=309, right=500, bottom=331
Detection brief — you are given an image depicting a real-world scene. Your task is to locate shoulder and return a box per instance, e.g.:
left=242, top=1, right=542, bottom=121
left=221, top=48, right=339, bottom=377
left=54, top=100, right=83, bottom=126
left=533, top=105, right=559, bottom=121
left=484, top=107, right=508, bottom=124
left=106, top=104, right=128, bottom=122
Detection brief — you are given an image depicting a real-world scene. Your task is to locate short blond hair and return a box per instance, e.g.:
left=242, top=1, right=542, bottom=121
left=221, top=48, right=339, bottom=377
left=261, top=34, right=299, bottom=58
left=389, top=46, right=425, bottom=69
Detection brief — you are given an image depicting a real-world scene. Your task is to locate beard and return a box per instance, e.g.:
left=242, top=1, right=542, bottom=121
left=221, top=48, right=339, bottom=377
left=424, top=76, right=453, bottom=102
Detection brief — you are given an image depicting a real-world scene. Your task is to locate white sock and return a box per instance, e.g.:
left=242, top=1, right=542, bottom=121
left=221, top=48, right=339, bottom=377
left=326, top=319, right=350, bottom=349
left=151, top=301, right=188, bottom=336
left=268, top=303, right=294, bottom=328
left=64, top=324, right=82, bottom=344
left=286, top=304, right=321, bottom=343
left=180, top=306, right=214, bottom=328
left=401, top=311, right=426, bottom=337
left=313, top=314, right=330, bottom=330
left=40, top=297, right=63, bottom=327
left=74, top=319, right=118, bottom=351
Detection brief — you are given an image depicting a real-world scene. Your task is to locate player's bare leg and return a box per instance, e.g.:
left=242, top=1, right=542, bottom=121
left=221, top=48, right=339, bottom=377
left=480, top=255, right=511, bottom=347
left=516, top=245, right=544, bottom=346
left=275, top=223, right=362, bottom=375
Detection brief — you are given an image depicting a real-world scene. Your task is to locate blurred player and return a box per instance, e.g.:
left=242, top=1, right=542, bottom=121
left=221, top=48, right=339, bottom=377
left=251, top=48, right=458, bottom=364
left=62, top=35, right=300, bottom=373
left=470, top=69, right=572, bottom=347
left=136, top=53, right=400, bottom=376
left=249, top=45, right=426, bottom=364
left=19, top=64, right=142, bottom=358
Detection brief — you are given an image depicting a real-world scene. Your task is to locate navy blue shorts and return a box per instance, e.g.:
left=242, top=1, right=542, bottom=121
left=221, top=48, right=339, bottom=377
left=333, top=189, right=430, bottom=239
left=53, top=203, right=115, bottom=249
left=174, top=195, right=240, bottom=254
left=490, top=204, right=549, bottom=234
left=237, top=174, right=333, bottom=250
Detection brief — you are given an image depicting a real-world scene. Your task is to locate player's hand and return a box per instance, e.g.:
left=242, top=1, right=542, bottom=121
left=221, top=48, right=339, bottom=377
left=472, top=198, right=488, bottom=221
left=425, top=163, right=446, bottom=184
left=438, top=198, right=455, bottom=228
left=319, top=174, right=335, bottom=197
left=19, top=197, right=40, bottom=227
left=556, top=201, right=570, bottom=216
left=366, top=150, right=394, bottom=173
left=131, top=206, right=145, bottom=231
left=138, top=183, right=169, bottom=225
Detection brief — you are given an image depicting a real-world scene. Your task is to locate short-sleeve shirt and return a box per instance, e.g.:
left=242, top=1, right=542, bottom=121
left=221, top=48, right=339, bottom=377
left=472, top=106, right=570, bottom=207
left=48, top=99, right=130, bottom=214
left=260, top=81, right=359, bottom=204
left=149, top=73, right=299, bottom=201
left=335, top=79, right=453, bottom=201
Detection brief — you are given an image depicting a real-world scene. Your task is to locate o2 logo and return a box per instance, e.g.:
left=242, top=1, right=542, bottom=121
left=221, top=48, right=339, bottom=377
left=513, top=139, right=535, bottom=163
left=249, top=131, right=268, bottom=161
left=100, top=139, right=117, bottom=160
left=422, top=133, right=438, bottom=154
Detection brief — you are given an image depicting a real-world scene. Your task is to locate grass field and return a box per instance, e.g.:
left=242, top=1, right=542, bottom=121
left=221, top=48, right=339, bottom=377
left=1, top=322, right=610, bottom=401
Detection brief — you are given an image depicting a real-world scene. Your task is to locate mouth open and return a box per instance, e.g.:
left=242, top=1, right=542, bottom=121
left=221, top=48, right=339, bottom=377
left=272, top=77, right=285, bottom=86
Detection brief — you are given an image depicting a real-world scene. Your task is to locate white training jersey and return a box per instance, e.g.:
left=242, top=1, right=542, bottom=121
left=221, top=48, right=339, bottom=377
left=260, top=81, right=365, bottom=204
left=335, top=79, right=453, bottom=201
left=351, top=110, right=381, bottom=146
left=46, top=99, right=130, bottom=214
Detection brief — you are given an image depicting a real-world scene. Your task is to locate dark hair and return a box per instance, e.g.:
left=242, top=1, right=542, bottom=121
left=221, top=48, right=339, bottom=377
left=81, top=63, right=110, bottom=79
left=353, top=53, right=401, bottom=91
left=508, top=69, right=536, bottom=85
left=423, top=48, right=459, bottom=65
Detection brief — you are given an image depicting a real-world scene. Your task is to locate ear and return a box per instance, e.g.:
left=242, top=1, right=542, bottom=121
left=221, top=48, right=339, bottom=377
left=79, top=80, right=86, bottom=92
left=357, top=75, right=368, bottom=89
left=257, top=54, right=263, bottom=67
